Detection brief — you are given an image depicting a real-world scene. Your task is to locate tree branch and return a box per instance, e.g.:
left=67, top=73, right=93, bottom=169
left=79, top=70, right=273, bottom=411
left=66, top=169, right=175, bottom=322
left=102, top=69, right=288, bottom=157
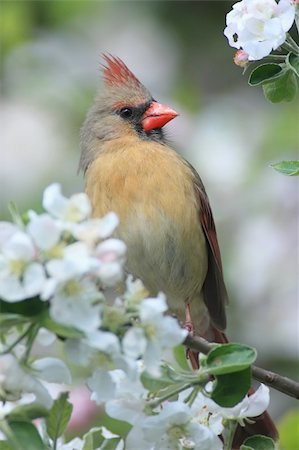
left=184, top=334, right=299, bottom=400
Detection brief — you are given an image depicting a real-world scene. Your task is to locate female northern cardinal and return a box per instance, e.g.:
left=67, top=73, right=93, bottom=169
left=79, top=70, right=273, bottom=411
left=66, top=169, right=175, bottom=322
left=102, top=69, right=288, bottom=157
left=79, top=54, right=277, bottom=445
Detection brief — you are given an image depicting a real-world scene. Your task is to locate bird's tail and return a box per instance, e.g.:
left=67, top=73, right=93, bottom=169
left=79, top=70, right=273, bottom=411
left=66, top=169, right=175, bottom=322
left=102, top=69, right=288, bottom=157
left=207, top=325, right=278, bottom=449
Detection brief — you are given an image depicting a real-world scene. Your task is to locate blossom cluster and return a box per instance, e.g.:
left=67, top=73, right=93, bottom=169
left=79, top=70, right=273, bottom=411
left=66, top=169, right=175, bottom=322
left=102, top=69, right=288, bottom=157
left=224, top=0, right=296, bottom=60
left=0, top=185, right=271, bottom=450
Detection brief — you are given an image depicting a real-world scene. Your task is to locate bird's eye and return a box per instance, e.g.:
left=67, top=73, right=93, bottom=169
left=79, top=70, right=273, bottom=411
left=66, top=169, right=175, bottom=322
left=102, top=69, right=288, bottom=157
left=119, top=107, right=133, bottom=119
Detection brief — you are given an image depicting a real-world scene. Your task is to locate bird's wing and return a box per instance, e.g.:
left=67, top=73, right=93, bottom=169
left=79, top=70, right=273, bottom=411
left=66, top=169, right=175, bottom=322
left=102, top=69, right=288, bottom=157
left=188, top=163, right=228, bottom=331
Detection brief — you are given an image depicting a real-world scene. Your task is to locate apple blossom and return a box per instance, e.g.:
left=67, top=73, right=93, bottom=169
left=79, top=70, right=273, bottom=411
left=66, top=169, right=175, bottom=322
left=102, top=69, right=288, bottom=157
left=43, top=183, right=91, bottom=223
left=206, top=383, right=270, bottom=426
left=0, top=231, right=46, bottom=301
left=224, top=0, right=296, bottom=60
left=123, top=294, right=188, bottom=377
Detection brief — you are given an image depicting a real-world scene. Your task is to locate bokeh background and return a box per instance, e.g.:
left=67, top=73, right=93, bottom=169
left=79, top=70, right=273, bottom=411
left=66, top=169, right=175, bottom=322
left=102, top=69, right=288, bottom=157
left=1, top=0, right=298, bottom=442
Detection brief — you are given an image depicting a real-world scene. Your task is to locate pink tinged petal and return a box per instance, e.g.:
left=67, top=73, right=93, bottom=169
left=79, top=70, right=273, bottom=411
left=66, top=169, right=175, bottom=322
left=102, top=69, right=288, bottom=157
left=31, top=357, right=72, bottom=384
left=98, top=262, right=123, bottom=286
left=27, top=214, right=61, bottom=250
left=96, top=239, right=126, bottom=263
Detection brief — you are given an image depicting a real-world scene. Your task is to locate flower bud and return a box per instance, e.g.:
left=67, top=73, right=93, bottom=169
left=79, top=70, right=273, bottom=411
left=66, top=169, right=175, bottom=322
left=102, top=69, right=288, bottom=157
left=234, top=50, right=249, bottom=68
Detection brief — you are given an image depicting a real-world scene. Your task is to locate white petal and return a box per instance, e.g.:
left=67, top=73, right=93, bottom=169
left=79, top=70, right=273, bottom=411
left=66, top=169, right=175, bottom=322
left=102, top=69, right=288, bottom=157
left=43, top=183, right=68, bottom=219
left=122, top=327, right=147, bottom=359
left=139, top=294, right=168, bottom=321
left=32, top=357, right=72, bottom=384
left=36, top=328, right=56, bottom=346
left=87, top=368, right=117, bottom=404
left=245, top=384, right=270, bottom=417
left=64, top=338, right=93, bottom=365
left=158, top=316, right=188, bottom=346
left=23, top=263, right=46, bottom=297
left=0, top=222, right=19, bottom=249
left=66, top=193, right=91, bottom=222
left=106, top=398, right=144, bottom=424
left=86, top=331, right=121, bottom=354
left=3, top=232, right=35, bottom=261
left=27, top=214, right=61, bottom=250
left=0, top=274, right=27, bottom=302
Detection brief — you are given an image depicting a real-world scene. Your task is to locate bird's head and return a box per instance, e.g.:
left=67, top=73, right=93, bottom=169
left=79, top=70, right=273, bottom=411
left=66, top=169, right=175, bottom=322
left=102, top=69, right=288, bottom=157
left=79, top=54, right=178, bottom=173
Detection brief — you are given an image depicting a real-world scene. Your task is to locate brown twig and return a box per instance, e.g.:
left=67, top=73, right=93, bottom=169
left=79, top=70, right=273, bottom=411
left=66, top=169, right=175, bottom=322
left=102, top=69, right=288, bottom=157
left=184, top=334, right=299, bottom=400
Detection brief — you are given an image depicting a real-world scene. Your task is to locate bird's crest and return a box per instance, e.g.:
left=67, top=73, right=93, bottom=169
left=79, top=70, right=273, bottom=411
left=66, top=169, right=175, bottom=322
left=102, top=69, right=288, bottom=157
left=101, top=54, right=142, bottom=88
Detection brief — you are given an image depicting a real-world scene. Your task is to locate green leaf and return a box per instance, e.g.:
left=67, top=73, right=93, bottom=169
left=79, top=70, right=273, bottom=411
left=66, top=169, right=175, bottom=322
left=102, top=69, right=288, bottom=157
left=46, top=392, right=73, bottom=442
left=249, top=63, right=284, bottom=86
left=41, top=313, right=84, bottom=339
left=211, top=367, right=251, bottom=407
left=278, top=409, right=299, bottom=450
left=270, top=160, right=299, bottom=176
left=204, top=343, right=256, bottom=375
left=241, top=435, right=275, bottom=450
left=6, top=403, right=49, bottom=422
left=83, top=427, right=106, bottom=450
left=0, top=297, right=47, bottom=316
left=0, top=442, right=13, bottom=450
left=263, top=70, right=298, bottom=102
left=287, top=53, right=299, bottom=77
left=8, top=421, right=47, bottom=450
left=173, top=345, right=191, bottom=371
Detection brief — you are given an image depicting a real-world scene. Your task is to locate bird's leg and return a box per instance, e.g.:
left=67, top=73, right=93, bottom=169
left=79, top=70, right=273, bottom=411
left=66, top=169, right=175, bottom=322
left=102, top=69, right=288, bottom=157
left=184, top=301, right=199, bottom=370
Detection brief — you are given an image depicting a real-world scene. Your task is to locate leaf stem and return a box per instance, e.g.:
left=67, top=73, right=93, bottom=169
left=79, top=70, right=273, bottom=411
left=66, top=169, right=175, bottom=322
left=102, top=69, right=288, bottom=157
left=284, top=34, right=299, bottom=55
left=223, top=420, right=238, bottom=450
left=21, top=323, right=40, bottom=364
left=148, top=383, right=191, bottom=408
left=1, top=324, right=33, bottom=355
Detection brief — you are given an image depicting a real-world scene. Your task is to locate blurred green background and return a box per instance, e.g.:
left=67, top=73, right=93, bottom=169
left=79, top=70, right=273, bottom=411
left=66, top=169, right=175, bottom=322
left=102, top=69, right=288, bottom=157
left=0, top=0, right=298, bottom=441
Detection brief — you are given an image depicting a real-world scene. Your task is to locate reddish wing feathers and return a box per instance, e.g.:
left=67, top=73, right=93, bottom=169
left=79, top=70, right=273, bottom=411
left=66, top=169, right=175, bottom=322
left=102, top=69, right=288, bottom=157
left=102, top=54, right=142, bottom=88
left=190, top=168, right=228, bottom=331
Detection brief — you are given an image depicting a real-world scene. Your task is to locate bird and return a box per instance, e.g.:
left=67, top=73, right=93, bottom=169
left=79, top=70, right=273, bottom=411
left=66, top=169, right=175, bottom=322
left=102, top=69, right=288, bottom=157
left=79, top=54, right=278, bottom=446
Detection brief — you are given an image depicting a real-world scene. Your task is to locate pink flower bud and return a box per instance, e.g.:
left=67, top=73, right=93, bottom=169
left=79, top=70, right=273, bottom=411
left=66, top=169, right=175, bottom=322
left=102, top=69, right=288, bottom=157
left=234, top=49, right=249, bottom=68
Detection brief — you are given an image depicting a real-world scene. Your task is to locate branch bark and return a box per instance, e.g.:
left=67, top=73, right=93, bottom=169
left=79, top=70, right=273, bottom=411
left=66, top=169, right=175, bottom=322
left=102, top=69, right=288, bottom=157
left=184, top=334, right=299, bottom=400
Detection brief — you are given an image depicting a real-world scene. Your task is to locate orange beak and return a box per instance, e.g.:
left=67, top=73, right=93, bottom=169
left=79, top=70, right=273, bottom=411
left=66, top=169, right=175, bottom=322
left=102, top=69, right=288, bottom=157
left=141, top=101, right=178, bottom=132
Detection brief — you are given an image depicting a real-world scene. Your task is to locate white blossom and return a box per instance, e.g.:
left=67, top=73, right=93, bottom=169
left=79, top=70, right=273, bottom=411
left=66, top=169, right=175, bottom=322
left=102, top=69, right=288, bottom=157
left=207, top=384, right=270, bottom=426
left=123, top=294, right=187, bottom=377
left=95, top=238, right=126, bottom=286
left=27, top=213, right=62, bottom=251
left=48, top=278, right=102, bottom=333
left=73, top=212, right=119, bottom=244
left=142, top=401, right=223, bottom=450
left=0, top=354, right=53, bottom=408
left=43, top=183, right=91, bottom=222
left=224, top=0, right=296, bottom=60
left=0, top=231, right=46, bottom=302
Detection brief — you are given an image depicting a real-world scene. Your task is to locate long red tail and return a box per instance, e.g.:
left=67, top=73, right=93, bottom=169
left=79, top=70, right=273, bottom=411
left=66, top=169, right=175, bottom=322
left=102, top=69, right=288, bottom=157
left=189, top=326, right=278, bottom=449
